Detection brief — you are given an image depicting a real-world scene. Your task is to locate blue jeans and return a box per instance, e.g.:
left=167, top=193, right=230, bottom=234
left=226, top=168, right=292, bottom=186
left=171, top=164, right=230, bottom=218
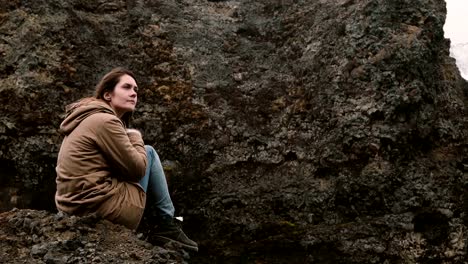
left=139, top=145, right=175, bottom=218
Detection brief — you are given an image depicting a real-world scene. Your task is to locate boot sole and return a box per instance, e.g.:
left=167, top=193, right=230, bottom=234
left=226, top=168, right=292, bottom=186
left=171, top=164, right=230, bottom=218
left=153, top=235, right=199, bottom=252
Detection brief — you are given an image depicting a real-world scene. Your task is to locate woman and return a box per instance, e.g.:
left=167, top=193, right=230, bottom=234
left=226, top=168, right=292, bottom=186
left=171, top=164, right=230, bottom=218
left=55, top=67, right=198, bottom=252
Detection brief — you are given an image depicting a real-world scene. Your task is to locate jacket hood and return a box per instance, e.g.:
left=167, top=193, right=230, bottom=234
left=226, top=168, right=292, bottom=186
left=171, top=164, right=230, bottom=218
left=60, top=98, right=116, bottom=135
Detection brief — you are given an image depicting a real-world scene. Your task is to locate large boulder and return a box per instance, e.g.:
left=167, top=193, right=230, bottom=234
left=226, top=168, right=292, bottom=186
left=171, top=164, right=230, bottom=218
left=1, top=0, right=467, bottom=262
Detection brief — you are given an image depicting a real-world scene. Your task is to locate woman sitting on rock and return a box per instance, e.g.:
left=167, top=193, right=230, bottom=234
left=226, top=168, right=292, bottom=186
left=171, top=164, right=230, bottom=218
left=55, top=67, right=198, bottom=252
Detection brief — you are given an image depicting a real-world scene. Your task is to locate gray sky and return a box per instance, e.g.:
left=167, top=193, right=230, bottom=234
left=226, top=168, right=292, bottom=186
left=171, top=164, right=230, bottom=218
left=444, top=0, right=468, bottom=43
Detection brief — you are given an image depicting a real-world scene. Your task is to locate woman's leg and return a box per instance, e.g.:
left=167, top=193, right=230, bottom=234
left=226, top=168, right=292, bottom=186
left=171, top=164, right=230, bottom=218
left=139, top=145, right=197, bottom=252
left=139, top=145, right=175, bottom=218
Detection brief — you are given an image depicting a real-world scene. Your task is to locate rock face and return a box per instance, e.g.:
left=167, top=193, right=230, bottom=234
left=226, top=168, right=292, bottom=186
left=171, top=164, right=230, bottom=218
left=1, top=0, right=468, bottom=263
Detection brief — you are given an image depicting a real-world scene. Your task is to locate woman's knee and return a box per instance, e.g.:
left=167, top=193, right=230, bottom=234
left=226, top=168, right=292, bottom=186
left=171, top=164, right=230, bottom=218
left=145, top=145, right=160, bottom=160
left=144, top=145, right=153, bottom=152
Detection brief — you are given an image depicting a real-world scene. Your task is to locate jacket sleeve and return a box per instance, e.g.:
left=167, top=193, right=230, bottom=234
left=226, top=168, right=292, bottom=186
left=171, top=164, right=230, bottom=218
left=93, top=114, right=147, bottom=182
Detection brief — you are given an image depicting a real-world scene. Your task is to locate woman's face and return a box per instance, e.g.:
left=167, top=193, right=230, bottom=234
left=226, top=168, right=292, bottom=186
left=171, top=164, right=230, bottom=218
left=105, top=74, right=138, bottom=118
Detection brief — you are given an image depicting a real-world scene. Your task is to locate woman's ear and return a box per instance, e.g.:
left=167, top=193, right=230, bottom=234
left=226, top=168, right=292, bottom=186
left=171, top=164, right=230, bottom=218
left=103, top=92, right=111, bottom=101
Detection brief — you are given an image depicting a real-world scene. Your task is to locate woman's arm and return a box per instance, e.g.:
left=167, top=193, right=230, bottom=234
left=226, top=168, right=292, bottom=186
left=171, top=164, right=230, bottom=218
left=92, top=114, right=147, bottom=182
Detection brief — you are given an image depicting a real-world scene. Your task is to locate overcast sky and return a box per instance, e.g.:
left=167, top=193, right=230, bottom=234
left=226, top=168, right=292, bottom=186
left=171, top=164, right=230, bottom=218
left=444, top=0, right=468, bottom=43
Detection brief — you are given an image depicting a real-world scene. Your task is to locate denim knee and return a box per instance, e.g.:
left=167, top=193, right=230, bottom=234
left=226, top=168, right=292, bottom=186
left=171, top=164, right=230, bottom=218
left=145, top=145, right=156, bottom=157
left=144, top=145, right=153, bottom=154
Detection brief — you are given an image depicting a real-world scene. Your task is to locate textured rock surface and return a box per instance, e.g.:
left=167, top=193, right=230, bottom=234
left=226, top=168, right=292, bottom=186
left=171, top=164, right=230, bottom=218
left=1, top=0, right=468, bottom=263
left=0, top=209, right=187, bottom=263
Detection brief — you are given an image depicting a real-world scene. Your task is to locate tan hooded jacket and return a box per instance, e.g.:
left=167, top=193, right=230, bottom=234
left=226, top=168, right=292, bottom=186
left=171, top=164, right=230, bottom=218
left=55, top=98, right=147, bottom=229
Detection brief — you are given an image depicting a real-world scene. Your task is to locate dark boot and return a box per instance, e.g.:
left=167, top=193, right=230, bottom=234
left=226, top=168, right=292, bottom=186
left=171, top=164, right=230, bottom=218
left=153, top=217, right=198, bottom=252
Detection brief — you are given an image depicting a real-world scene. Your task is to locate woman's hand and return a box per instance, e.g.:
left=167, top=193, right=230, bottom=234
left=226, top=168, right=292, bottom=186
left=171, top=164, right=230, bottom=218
left=126, top=128, right=142, bottom=137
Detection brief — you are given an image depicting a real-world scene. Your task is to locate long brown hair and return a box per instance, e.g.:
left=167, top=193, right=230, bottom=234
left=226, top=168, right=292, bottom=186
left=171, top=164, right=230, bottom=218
left=95, top=67, right=137, bottom=127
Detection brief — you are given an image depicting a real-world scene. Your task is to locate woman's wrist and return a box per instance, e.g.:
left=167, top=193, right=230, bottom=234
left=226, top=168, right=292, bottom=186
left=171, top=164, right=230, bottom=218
left=126, top=128, right=142, bottom=137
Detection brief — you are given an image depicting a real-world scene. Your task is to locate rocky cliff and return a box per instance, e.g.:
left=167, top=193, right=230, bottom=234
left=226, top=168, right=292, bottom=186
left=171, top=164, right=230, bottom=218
left=1, top=0, right=468, bottom=263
